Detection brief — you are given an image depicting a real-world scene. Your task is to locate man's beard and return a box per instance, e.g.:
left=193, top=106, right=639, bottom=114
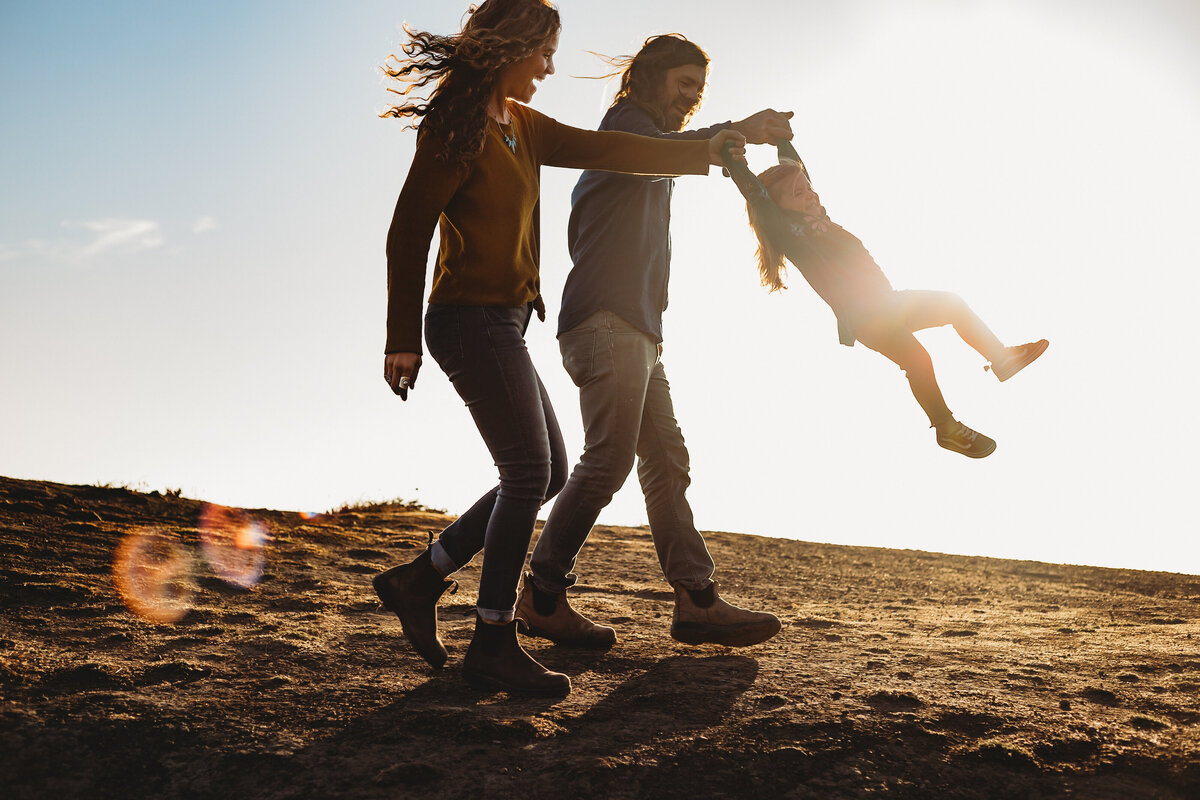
left=665, top=98, right=697, bottom=131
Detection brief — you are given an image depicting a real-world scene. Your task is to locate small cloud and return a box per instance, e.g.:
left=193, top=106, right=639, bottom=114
left=14, top=218, right=169, bottom=265
left=74, top=218, right=164, bottom=257
left=192, top=216, right=218, bottom=234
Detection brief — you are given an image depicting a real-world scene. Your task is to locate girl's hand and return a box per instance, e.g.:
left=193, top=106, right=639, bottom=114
left=709, top=129, right=747, bottom=167
left=384, top=352, right=422, bottom=400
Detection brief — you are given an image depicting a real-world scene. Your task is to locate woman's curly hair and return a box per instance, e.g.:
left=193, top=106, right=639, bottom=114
left=380, top=0, right=560, bottom=165
left=593, top=34, right=709, bottom=132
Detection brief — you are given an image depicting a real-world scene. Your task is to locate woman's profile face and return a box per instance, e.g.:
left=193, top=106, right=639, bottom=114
left=497, top=30, right=559, bottom=104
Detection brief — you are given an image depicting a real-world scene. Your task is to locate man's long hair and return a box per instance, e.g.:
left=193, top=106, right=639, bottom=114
left=746, top=165, right=799, bottom=292
left=380, top=0, right=560, bottom=165
left=599, top=34, right=709, bottom=132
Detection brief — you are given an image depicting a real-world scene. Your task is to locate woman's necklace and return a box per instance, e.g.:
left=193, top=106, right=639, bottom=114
left=495, top=117, right=517, bottom=153
left=488, top=98, right=517, bottom=153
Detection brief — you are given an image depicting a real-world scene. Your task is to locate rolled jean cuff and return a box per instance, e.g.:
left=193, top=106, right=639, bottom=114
left=477, top=606, right=515, bottom=624
left=430, top=540, right=457, bottom=576
left=530, top=570, right=576, bottom=595
left=671, top=578, right=714, bottom=592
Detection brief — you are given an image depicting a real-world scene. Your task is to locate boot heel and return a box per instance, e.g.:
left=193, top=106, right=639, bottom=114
left=373, top=550, right=453, bottom=669
left=371, top=573, right=397, bottom=612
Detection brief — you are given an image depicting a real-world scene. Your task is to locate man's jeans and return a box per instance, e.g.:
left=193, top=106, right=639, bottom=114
left=423, top=304, right=568, bottom=622
left=531, top=310, right=715, bottom=593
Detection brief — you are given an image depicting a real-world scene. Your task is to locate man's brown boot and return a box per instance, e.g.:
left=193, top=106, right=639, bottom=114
left=372, top=548, right=456, bottom=668
left=670, top=581, right=781, bottom=646
left=515, top=572, right=616, bottom=648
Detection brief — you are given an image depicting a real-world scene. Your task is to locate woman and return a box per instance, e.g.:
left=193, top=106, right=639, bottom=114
left=374, top=0, right=745, bottom=697
left=725, top=140, right=1047, bottom=458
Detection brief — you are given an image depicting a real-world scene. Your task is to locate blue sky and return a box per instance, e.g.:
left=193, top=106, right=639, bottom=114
left=2, top=1, right=1199, bottom=574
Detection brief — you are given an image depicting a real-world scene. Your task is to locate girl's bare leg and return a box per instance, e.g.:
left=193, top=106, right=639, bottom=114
left=856, top=322, right=955, bottom=429
left=857, top=319, right=997, bottom=457
left=888, top=290, right=1004, bottom=363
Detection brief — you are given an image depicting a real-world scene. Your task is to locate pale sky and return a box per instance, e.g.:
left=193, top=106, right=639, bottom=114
left=2, top=1, right=1198, bottom=575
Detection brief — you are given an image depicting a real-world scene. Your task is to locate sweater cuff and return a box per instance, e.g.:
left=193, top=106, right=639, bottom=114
left=384, top=328, right=423, bottom=356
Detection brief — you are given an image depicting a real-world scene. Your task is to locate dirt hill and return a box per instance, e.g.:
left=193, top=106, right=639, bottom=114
left=1, top=475, right=1198, bottom=798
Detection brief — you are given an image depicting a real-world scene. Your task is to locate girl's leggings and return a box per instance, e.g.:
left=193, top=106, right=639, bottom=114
left=855, top=290, right=1004, bottom=427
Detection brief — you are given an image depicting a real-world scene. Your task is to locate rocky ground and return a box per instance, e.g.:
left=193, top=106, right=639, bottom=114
left=1, top=474, right=1198, bottom=799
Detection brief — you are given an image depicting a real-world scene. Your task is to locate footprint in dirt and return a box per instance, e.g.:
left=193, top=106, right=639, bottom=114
left=267, top=597, right=331, bottom=613
left=931, top=710, right=1006, bottom=737
left=39, top=662, right=134, bottom=692
left=138, top=660, right=211, bottom=686
left=864, top=690, right=923, bottom=711
left=345, top=548, right=392, bottom=561
left=1079, top=687, right=1120, bottom=706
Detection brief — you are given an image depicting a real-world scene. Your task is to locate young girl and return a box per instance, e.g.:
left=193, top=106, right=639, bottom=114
left=724, top=141, right=1047, bottom=458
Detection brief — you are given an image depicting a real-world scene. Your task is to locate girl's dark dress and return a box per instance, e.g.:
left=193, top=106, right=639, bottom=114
left=725, top=141, right=895, bottom=347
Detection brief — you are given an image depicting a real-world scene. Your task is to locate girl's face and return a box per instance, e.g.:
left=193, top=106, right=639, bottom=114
left=764, top=166, right=810, bottom=212
left=496, top=31, right=559, bottom=104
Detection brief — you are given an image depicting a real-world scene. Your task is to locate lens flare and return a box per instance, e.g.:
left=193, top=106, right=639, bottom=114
left=112, top=528, right=196, bottom=624
left=299, top=511, right=322, bottom=521
left=198, top=504, right=269, bottom=589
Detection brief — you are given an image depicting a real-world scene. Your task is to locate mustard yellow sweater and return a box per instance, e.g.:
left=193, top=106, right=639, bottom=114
left=384, top=101, right=712, bottom=354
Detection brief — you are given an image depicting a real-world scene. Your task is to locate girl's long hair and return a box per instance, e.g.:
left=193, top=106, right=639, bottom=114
left=591, top=34, right=709, bottom=132
left=380, top=0, right=560, bottom=165
left=747, top=165, right=799, bottom=293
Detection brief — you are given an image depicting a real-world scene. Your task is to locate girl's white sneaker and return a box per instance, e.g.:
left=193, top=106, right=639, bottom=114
left=987, top=339, right=1049, bottom=382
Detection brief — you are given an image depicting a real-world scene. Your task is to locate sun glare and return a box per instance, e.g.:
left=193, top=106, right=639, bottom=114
left=198, top=504, right=270, bottom=589
left=112, top=528, right=196, bottom=624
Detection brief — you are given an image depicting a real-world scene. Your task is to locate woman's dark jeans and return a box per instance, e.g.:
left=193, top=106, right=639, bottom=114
left=422, top=304, right=567, bottom=621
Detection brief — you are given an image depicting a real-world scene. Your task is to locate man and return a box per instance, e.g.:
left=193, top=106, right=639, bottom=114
left=516, top=34, right=793, bottom=647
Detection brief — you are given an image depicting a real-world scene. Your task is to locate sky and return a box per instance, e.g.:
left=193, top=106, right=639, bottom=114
left=2, top=0, right=1199, bottom=575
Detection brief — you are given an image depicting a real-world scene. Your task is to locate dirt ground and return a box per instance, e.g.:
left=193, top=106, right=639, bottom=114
left=1, top=474, right=1198, bottom=799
